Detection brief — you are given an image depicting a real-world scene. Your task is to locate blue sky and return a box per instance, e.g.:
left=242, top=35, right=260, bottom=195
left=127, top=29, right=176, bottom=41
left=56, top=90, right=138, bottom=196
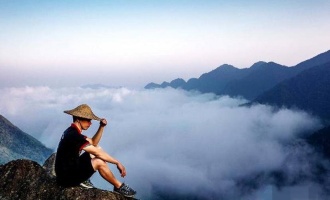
left=1, top=0, right=330, bottom=88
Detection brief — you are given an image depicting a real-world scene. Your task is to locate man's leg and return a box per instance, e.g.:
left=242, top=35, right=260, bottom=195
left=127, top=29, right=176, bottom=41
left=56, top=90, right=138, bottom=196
left=91, top=158, right=122, bottom=189
left=88, top=147, right=136, bottom=197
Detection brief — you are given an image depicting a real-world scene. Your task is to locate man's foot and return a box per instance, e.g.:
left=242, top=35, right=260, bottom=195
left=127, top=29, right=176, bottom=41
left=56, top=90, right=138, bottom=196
left=113, top=183, right=137, bottom=197
left=80, top=179, right=95, bottom=189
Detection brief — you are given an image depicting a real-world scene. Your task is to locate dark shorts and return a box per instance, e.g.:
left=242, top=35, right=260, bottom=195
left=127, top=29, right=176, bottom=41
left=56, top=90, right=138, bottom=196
left=56, top=152, right=95, bottom=187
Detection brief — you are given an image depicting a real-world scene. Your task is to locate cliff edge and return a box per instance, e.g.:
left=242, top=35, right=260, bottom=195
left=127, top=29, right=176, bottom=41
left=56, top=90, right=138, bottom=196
left=0, top=157, right=132, bottom=200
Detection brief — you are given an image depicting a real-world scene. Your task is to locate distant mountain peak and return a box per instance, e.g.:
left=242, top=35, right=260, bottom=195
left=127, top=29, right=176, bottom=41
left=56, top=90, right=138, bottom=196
left=249, top=61, right=267, bottom=69
left=144, top=49, right=330, bottom=101
left=216, top=64, right=237, bottom=70
left=144, top=82, right=161, bottom=89
left=205, top=64, right=238, bottom=76
left=170, top=78, right=186, bottom=89
left=160, top=81, right=170, bottom=87
left=219, top=64, right=235, bottom=68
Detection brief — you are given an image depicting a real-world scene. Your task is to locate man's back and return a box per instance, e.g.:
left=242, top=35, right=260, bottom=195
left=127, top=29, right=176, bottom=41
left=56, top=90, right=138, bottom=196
left=55, top=124, right=89, bottom=185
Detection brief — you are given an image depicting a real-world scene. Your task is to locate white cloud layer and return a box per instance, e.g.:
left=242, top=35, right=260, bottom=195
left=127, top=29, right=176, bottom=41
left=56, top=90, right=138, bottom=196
left=0, top=86, right=325, bottom=199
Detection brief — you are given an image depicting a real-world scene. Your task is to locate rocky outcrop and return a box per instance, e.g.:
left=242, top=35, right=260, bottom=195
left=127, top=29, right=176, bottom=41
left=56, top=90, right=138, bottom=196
left=0, top=158, right=132, bottom=200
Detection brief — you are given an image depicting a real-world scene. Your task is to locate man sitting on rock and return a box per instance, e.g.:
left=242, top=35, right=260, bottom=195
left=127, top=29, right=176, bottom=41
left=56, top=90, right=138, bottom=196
left=55, top=104, right=136, bottom=197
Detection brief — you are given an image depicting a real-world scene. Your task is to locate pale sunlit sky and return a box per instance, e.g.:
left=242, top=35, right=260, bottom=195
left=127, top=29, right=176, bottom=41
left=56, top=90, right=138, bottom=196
left=1, top=0, right=330, bottom=88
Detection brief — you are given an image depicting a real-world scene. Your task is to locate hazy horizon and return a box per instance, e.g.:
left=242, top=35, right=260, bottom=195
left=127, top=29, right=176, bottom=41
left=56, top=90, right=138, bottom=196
left=1, top=0, right=330, bottom=88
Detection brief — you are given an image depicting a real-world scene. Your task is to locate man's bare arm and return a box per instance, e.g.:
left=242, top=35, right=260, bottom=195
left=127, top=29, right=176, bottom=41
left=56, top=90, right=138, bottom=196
left=83, top=144, right=126, bottom=177
left=90, top=119, right=107, bottom=146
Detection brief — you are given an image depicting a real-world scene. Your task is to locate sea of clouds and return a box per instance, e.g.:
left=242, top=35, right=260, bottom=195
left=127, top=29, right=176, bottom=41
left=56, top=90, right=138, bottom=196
left=0, top=86, right=328, bottom=199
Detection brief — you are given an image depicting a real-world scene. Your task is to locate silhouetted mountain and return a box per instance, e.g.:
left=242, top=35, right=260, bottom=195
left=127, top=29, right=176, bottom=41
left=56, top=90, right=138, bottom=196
left=146, top=61, right=295, bottom=100
left=169, top=78, right=186, bottom=89
left=183, top=64, right=248, bottom=94
left=161, top=81, right=170, bottom=88
left=216, top=50, right=330, bottom=100
left=252, top=61, right=330, bottom=120
left=145, top=82, right=163, bottom=89
left=249, top=61, right=268, bottom=70
left=0, top=114, right=53, bottom=165
left=145, top=50, right=330, bottom=101
left=222, top=62, right=293, bottom=100
left=292, top=50, right=330, bottom=72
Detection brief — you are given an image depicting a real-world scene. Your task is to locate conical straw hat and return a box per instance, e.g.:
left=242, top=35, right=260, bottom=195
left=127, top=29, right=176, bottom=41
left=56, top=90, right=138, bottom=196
left=64, top=104, right=101, bottom=121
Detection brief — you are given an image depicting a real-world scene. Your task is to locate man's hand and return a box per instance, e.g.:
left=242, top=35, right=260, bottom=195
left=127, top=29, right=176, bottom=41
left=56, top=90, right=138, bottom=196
left=117, top=162, right=127, bottom=177
left=100, top=118, right=107, bottom=127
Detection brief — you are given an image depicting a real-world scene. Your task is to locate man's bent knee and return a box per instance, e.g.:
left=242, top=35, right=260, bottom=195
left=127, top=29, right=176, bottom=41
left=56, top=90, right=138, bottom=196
left=89, top=146, right=102, bottom=159
left=91, top=157, right=106, bottom=170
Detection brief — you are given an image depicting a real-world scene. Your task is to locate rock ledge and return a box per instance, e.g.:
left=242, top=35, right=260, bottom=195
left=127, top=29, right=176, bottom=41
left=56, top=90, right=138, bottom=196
left=0, top=158, right=131, bottom=200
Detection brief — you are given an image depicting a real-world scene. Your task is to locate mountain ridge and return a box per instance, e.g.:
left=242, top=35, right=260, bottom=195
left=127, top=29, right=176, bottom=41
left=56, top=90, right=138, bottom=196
left=0, top=114, right=53, bottom=165
left=145, top=49, right=330, bottom=101
left=252, top=61, right=330, bottom=120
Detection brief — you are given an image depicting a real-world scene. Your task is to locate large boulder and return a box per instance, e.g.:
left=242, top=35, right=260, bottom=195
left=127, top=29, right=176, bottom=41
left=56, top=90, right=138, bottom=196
left=0, top=158, right=131, bottom=200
